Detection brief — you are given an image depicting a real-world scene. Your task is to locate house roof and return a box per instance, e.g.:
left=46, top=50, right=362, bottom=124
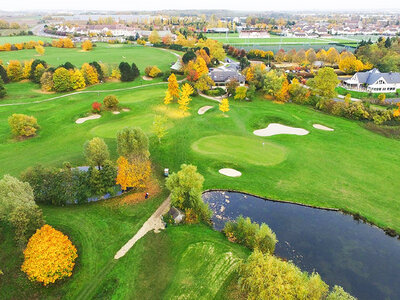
left=210, top=69, right=245, bottom=83
left=354, top=68, right=400, bottom=85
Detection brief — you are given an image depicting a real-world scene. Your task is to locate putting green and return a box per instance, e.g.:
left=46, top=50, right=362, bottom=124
left=192, top=135, right=287, bottom=167
left=90, top=113, right=155, bottom=138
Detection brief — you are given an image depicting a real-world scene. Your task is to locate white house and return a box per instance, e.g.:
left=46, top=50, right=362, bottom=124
left=239, top=30, right=270, bottom=38
left=343, top=68, right=400, bottom=93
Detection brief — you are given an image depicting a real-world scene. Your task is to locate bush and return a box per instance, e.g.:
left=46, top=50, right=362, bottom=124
left=92, top=101, right=102, bottom=112
left=224, top=216, right=277, bottom=254
left=145, top=65, right=162, bottom=78
left=8, top=113, right=39, bottom=137
left=53, top=67, right=72, bottom=92
left=205, top=87, right=225, bottom=97
left=0, top=64, right=9, bottom=83
left=103, top=95, right=119, bottom=110
left=0, top=80, right=6, bottom=98
left=21, top=225, right=78, bottom=285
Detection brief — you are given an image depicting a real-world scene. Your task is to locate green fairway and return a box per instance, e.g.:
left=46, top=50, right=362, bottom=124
left=192, top=135, right=287, bottom=167
left=0, top=43, right=177, bottom=72
left=0, top=35, right=53, bottom=44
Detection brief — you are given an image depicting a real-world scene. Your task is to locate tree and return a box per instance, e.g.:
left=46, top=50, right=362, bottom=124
left=308, top=67, right=339, bottom=99
left=119, top=62, right=134, bottom=82
left=131, top=62, right=140, bottom=79
left=103, top=95, right=119, bottom=110
left=81, top=40, right=93, bottom=51
left=276, top=78, right=290, bottom=102
left=166, top=164, right=211, bottom=221
left=116, top=156, right=151, bottom=190
left=70, top=69, right=86, bottom=90
left=226, top=78, right=239, bottom=96
left=326, top=47, right=340, bottom=64
left=194, top=57, right=208, bottom=77
left=84, top=137, right=110, bottom=168
left=344, top=93, right=352, bottom=104
left=35, top=45, right=45, bottom=55
left=22, top=60, right=33, bottom=79
left=327, top=286, right=357, bottom=300
left=178, top=83, right=194, bottom=113
left=53, top=67, right=72, bottom=92
left=182, top=51, right=196, bottom=64
left=378, top=93, right=386, bottom=104
left=8, top=113, right=39, bottom=137
left=0, top=175, right=44, bottom=244
left=149, top=30, right=161, bottom=44
left=219, top=98, right=230, bottom=114
left=21, top=224, right=78, bottom=285
left=263, top=70, right=285, bottom=98
left=306, top=48, right=317, bottom=63
left=7, top=60, right=23, bottom=82
left=164, top=90, right=173, bottom=105
left=288, top=78, right=310, bottom=104
left=234, top=86, right=247, bottom=100
left=33, top=63, right=45, bottom=83
left=30, top=59, right=47, bottom=83
left=149, top=66, right=161, bottom=78
left=117, top=127, right=149, bottom=161
left=81, top=63, right=99, bottom=85
left=168, top=73, right=180, bottom=100
left=194, top=74, right=214, bottom=92
left=0, top=64, right=9, bottom=83
left=152, top=115, right=168, bottom=143
left=0, top=80, right=6, bottom=98
left=89, top=61, right=104, bottom=81
left=239, top=250, right=329, bottom=299
left=40, top=71, right=54, bottom=92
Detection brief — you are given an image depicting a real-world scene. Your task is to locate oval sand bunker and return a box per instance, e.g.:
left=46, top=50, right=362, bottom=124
left=76, top=114, right=101, bottom=124
left=253, top=123, right=309, bottom=137
left=313, top=124, right=334, bottom=131
left=198, top=106, right=213, bottom=115
left=219, top=168, right=242, bottom=177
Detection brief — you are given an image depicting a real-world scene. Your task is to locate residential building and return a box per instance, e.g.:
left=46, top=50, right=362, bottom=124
left=343, top=68, right=400, bottom=93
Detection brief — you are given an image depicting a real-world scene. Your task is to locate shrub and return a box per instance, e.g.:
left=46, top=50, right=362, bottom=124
left=223, top=216, right=277, bottom=254
left=21, top=225, right=78, bottom=285
left=92, top=101, right=102, bottom=112
left=7, top=60, right=23, bottom=82
left=53, top=67, right=72, bottom=92
left=30, top=59, right=47, bottom=83
left=119, top=62, right=134, bottom=82
left=0, top=64, right=9, bottom=83
left=40, top=71, right=54, bottom=91
left=0, top=80, right=6, bottom=98
left=81, top=40, right=93, bottom=51
left=145, top=66, right=153, bottom=77
left=103, top=95, right=119, bottom=110
left=8, top=113, right=39, bottom=137
left=149, top=66, right=161, bottom=78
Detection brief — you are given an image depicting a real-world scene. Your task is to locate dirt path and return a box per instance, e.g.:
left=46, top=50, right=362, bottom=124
left=114, top=196, right=171, bottom=259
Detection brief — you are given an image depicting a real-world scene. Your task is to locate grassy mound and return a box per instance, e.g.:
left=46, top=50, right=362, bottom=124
left=192, top=135, right=287, bottom=167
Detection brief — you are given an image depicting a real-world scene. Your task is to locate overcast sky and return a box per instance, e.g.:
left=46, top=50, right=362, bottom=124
left=1, top=0, right=400, bottom=12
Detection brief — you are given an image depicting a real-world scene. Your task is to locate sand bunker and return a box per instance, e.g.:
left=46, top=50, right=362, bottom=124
left=219, top=168, right=242, bottom=177
left=253, top=123, right=309, bottom=137
left=112, top=111, right=121, bottom=115
left=142, top=76, right=153, bottom=81
left=75, top=114, right=101, bottom=124
left=313, top=124, right=334, bottom=131
left=122, top=108, right=130, bottom=112
left=198, top=106, right=213, bottom=115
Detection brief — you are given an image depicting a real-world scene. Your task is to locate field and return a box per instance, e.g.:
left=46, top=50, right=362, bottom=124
left=0, top=35, right=53, bottom=44
left=205, top=32, right=362, bottom=47
left=0, top=43, right=177, bottom=71
left=1, top=44, right=400, bottom=299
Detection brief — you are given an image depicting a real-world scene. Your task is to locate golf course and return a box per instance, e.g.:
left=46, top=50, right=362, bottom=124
left=1, top=40, right=400, bottom=299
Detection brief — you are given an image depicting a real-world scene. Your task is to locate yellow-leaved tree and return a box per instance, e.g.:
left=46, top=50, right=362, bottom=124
left=219, top=98, right=230, bottom=115
left=21, top=224, right=78, bottom=286
left=70, top=69, right=86, bottom=90
left=7, top=60, right=23, bottom=82
left=81, top=40, right=93, bottom=51
left=81, top=63, right=99, bottom=86
left=194, top=57, right=208, bottom=77
left=116, top=156, right=151, bottom=190
left=167, top=73, right=180, bottom=100
left=22, top=60, right=33, bottom=79
left=178, top=83, right=194, bottom=113
left=35, top=45, right=45, bottom=56
left=164, top=90, right=173, bottom=105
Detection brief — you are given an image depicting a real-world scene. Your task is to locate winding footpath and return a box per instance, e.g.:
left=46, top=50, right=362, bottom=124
left=114, top=196, right=171, bottom=260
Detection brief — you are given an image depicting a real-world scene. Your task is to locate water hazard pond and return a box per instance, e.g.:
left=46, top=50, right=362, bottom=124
left=203, top=191, right=400, bottom=300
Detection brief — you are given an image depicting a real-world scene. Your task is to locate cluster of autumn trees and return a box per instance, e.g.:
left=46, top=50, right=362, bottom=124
left=163, top=73, right=193, bottom=113
left=0, top=40, right=45, bottom=51
left=356, top=37, right=400, bottom=72
left=144, top=65, right=162, bottom=78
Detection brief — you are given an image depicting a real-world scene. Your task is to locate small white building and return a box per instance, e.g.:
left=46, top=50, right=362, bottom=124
left=239, top=30, right=270, bottom=38
left=344, top=68, right=400, bottom=93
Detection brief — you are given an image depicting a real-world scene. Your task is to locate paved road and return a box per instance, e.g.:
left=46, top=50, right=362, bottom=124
left=114, top=196, right=171, bottom=259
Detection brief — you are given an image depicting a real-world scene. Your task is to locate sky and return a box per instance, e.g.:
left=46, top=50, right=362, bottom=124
left=1, top=0, right=400, bottom=12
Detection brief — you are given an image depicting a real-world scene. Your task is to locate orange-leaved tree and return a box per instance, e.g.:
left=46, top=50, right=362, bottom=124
left=167, top=73, right=180, bottom=100
left=21, top=224, right=78, bottom=285
left=116, top=156, right=151, bottom=190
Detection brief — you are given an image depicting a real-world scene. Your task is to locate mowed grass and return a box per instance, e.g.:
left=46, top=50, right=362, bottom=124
left=0, top=43, right=177, bottom=71
left=192, top=135, right=288, bottom=167
left=0, top=35, right=53, bottom=44
left=89, top=224, right=249, bottom=299
left=0, top=78, right=400, bottom=233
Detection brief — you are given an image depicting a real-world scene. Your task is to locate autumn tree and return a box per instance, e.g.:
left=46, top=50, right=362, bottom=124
left=35, top=45, right=45, bottom=56
left=115, top=156, right=151, bottom=190
left=21, top=224, right=78, bottom=285
left=194, top=57, right=208, bottom=77
left=167, top=73, right=180, bottom=100
left=148, top=66, right=162, bottom=78
left=53, top=67, right=72, bottom=92
left=178, top=83, right=194, bottom=113
left=103, top=95, right=119, bottom=110
left=308, top=67, right=339, bottom=99
left=263, top=70, right=285, bottom=98
left=164, top=90, right=173, bottom=105
left=0, top=175, right=44, bottom=244
left=70, top=69, right=86, bottom=90
left=30, top=60, right=47, bottom=83
left=275, top=78, right=290, bottom=102
left=81, top=63, right=99, bottom=85
left=40, top=71, right=54, bottom=92
left=378, top=93, right=386, bottom=104
left=22, top=60, right=33, bottom=79
left=234, top=86, right=247, bottom=100
left=226, top=78, right=239, bottom=96
left=306, top=48, right=317, bottom=63
left=152, top=115, right=168, bottom=143
left=194, top=74, right=214, bottom=92
left=33, top=63, right=45, bottom=83
left=219, top=98, right=230, bottom=115
left=288, top=78, right=310, bottom=104
left=7, top=60, right=23, bottom=82
left=81, top=40, right=93, bottom=51
left=326, top=47, right=340, bottom=64
left=84, top=137, right=110, bottom=168
left=149, top=30, right=161, bottom=44
left=8, top=114, right=39, bottom=137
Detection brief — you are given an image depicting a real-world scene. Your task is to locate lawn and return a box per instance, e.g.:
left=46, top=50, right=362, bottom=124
left=336, top=86, right=400, bottom=99
left=0, top=35, right=53, bottom=44
left=0, top=43, right=177, bottom=72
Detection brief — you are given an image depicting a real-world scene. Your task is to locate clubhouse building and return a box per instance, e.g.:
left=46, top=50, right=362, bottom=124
left=343, top=68, right=400, bottom=93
